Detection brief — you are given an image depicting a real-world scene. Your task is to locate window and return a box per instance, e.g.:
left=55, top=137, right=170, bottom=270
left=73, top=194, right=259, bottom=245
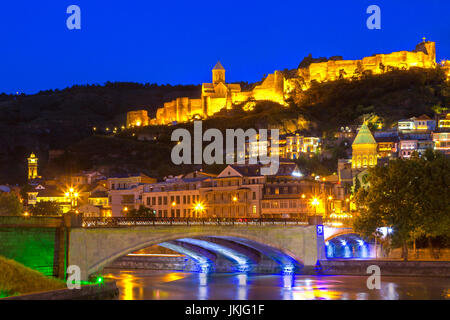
left=158, top=197, right=162, bottom=205
left=146, top=197, right=150, bottom=205
left=252, top=192, right=256, bottom=200
left=152, top=197, right=156, bottom=205
left=163, top=196, right=167, bottom=205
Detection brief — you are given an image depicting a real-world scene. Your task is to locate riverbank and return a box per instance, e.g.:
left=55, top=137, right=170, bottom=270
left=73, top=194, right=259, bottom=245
left=2, top=281, right=119, bottom=300
left=0, top=256, right=66, bottom=297
left=319, top=259, right=450, bottom=277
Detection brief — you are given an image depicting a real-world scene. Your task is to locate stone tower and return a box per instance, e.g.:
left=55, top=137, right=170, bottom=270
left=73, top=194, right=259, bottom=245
left=212, top=61, right=225, bottom=85
left=352, top=123, right=378, bottom=169
left=27, top=153, right=38, bottom=180
left=415, top=40, right=436, bottom=66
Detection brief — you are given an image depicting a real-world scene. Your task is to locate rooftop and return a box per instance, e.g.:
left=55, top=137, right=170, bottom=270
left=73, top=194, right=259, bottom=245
left=352, top=123, right=376, bottom=145
left=213, top=61, right=225, bottom=70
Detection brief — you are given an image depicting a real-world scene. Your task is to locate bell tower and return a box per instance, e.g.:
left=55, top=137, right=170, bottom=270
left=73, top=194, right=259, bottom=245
left=28, top=153, right=38, bottom=180
left=212, top=61, right=225, bottom=85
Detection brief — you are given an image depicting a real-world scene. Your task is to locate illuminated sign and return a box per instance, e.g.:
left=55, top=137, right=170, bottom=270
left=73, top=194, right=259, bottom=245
left=316, top=225, right=324, bottom=236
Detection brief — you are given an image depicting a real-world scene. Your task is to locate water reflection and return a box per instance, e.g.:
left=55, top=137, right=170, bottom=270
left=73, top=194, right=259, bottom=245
left=103, top=270, right=450, bottom=300
left=198, top=273, right=208, bottom=300
left=237, top=274, right=248, bottom=300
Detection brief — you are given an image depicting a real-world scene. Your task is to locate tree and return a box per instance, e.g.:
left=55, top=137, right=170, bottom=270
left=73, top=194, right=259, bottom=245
left=30, top=201, right=62, bottom=216
left=125, top=205, right=155, bottom=218
left=354, top=151, right=450, bottom=260
left=353, top=177, right=361, bottom=195
left=0, top=192, right=23, bottom=216
left=414, top=150, right=450, bottom=258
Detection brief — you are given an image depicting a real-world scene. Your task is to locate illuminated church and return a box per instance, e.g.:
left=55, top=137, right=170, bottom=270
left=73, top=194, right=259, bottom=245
left=351, top=122, right=378, bottom=169
left=150, top=61, right=285, bottom=125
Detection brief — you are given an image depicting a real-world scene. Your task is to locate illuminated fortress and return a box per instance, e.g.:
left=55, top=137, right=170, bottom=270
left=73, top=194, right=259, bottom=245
left=149, top=61, right=286, bottom=125
left=126, top=40, right=447, bottom=127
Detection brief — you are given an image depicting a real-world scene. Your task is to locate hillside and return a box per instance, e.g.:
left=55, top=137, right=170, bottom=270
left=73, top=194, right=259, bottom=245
left=0, top=256, right=65, bottom=297
left=1, top=68, right=448, bottom=184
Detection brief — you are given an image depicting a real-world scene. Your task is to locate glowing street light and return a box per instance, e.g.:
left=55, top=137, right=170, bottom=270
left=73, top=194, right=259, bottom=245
left=311, top=197, right=320, bottom=207
left=311, top=197, right=320, bottom=215
left=193, top=202, right=205, bottom=217
left=64, top=187, right=79, bottom=210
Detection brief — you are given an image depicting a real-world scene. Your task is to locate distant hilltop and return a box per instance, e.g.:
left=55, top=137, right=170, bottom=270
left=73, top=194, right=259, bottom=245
left=125, top=40, right=449, bottom=127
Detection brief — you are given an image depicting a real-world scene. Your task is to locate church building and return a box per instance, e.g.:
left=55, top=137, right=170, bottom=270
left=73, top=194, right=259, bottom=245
left=351, top=122, right=378, bottom=169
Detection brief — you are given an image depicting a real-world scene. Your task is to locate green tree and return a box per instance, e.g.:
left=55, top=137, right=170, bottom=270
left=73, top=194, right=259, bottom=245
left=414, top=150, right=450, bottom=258
left=354, top=151, right=450, bottom=260
left=125, top=205, right=155, bottom=217
left=0, top=193, right=23, bottom=216
left=30, top=201, right=62, bottom=216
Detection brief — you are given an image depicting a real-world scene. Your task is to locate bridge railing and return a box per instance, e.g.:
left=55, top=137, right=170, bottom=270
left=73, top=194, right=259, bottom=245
left=81, top=217, right=310, bottom=228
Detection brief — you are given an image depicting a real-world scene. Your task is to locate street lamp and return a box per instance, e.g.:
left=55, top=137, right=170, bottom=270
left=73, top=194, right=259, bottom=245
left=310, top=197, right=320, bottom=215
left=193, top=202, right=205, bottom=218
left=232, top=195, right=238, bottom=217
left=64, top=187, right=79, bottom=211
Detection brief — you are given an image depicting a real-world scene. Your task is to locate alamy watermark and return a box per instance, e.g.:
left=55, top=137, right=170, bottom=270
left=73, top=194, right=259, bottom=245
left=366, top=5, right=381, bottom=30
left=366, top=265, right=381, bottom=289
left=66, top=265, right=81, bottom=289
left=66, top=5, right=81, bottom=30
left=171, top=121, right=279, bottom=175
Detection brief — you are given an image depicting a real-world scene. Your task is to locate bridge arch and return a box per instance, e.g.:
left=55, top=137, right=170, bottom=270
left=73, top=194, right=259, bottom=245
left=68, top=225, right=321, bottom=280
left=325, top=232, right=373, bottom=259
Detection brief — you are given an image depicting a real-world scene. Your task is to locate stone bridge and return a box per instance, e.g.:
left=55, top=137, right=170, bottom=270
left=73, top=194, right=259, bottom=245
left=69, top=223, right=326, bottom=280
left=1, top=216, right=368, bottom=280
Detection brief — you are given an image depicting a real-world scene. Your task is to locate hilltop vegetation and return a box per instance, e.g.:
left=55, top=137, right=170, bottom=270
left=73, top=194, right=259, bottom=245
left=0, top=68, right=448, bottom=183
left=0, top=256, right=65, bottom=297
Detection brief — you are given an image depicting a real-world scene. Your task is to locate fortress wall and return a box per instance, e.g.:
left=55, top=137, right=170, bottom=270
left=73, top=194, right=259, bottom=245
left=207, top=97, right=227, bottom=116
left=304, top=43, right=435, bottom=85
left=164, top=100, right=177, bottom=124
left=190, top=99, right=203, bottom=117
left=126, top=110, right=149, bottom=128
left=232, top=91, right=252, bottom=104
left=149, top=42, right=437, bottom=125
left=252, top=71, right=285, bottom=104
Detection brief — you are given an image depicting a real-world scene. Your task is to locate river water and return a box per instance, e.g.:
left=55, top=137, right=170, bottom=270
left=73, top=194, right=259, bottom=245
left=103, top=269, right=450, bottom=300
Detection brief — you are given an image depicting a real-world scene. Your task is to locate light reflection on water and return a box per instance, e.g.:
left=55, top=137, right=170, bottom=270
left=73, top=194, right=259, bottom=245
left=103, top=270, right=450, bottom=300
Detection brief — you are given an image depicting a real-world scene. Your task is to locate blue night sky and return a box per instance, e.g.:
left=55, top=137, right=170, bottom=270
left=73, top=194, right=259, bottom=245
left=0, top=0, right=449, bottom=94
